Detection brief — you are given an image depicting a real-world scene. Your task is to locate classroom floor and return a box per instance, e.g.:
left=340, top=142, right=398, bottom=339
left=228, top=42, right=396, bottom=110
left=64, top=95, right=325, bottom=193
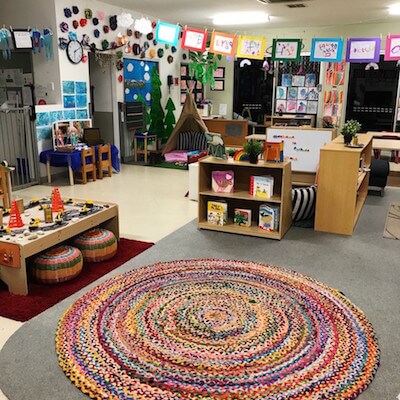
left=0, top=164, right=198, bottom=400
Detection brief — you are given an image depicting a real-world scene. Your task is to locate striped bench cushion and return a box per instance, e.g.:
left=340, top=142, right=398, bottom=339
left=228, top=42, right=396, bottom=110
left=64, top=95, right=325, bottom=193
left=292, top=185, right=317, bottom=222
left=177, top=131, right=208, bottom=151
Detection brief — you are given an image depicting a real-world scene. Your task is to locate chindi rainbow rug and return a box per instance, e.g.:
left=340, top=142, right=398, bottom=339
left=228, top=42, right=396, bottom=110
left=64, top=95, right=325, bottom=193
left=56, top=259, right=380, bottom=399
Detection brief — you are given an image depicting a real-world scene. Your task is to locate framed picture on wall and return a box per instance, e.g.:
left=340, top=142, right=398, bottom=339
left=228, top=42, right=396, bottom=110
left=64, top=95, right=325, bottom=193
left=211, top=80, right=225, bottom=91
left=213, top=67, right=225, bottom=79
left=11, top=29, right=32, bottom=49
left=346, top=37, right=381, bottom=63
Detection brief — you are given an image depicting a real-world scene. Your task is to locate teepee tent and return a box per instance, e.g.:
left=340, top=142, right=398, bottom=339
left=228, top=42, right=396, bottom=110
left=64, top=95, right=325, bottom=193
left=162, top=91, right=208, bottom=155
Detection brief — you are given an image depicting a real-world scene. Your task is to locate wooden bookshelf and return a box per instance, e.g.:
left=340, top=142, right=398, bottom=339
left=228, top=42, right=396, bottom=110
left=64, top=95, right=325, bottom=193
left=314, top=133, right=373, bottom=235
left=198, top=157, right=292, bottom=240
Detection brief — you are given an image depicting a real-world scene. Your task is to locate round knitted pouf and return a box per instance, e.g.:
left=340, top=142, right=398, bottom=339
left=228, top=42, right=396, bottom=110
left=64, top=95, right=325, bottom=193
left=31, top=245, right=83, bottom=284
left=72, top=228, right=117, bottom=263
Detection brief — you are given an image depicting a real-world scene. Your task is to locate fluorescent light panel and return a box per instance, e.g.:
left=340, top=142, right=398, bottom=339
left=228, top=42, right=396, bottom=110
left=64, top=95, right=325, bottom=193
left=389, top=4, right=400, bottom=15
left=212, top=12, right=269, bottom=25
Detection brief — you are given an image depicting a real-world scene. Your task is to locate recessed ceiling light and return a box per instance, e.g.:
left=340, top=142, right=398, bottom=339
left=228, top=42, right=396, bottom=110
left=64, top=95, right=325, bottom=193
left=389, top=4, right=400, bottom=15
left=212, top=12, right=269, bottom=25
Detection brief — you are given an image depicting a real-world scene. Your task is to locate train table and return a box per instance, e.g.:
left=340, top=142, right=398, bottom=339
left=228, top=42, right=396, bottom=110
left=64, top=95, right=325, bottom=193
left=0, top=197, right=119, bottom=295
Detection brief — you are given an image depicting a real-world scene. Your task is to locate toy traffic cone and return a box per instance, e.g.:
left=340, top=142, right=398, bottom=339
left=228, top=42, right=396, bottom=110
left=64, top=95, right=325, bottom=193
left=8, top=200, right=24, bottom=228
left=51, top=188, right=64, bottom=213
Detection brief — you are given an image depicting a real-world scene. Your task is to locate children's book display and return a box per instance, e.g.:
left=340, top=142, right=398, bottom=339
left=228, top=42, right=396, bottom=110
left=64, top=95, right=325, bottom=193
left=211, top=170, right=234, bottom=193
left=207, top=201, right=227, bottom=226
left=250, top=175, right=274, bottom=199
left=259, top=204, right=280, bottom=231
left=234, top=208, right=252, bottom=227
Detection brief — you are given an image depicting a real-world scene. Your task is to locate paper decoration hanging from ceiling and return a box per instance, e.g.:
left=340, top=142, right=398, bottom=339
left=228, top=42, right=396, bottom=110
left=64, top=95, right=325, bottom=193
left=384, top=35, right=400, bottom=61
left=181, top=27, right=207, bottom=52
left=155, top=21, right=180, bottom=46
left=271, top=39, right=302, bottom=61
left=310, top=38, right=344, bottom=62
left=209, top=31, right=237, bottom=57
left=346, top=37, right=381, bottom=63
left=236, top=35, right=266, bottom=60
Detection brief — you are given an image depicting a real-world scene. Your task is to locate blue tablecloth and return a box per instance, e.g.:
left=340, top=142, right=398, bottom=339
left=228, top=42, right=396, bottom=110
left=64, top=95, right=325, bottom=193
left=39, top=145, right=120, bottom=172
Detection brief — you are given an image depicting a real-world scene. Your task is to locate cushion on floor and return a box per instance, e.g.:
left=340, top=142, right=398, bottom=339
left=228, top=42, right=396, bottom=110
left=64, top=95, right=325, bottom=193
left=292, top=185, right=317, bottom=226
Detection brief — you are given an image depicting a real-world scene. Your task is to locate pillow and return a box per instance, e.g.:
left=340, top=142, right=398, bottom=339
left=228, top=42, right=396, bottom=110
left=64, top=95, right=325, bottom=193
left=292, top=185, right=317, bottom=223
left=177, top=131, right=207, bottom=151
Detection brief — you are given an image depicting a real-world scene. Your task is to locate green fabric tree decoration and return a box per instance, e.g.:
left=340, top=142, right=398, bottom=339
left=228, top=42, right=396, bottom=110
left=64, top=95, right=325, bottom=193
left=136, top=93, right=150, bottom=130
left=189, top=50, right=221, bottom=89
left=164, top=97, right=176, bottom=142
left=149, top=67, right=165, bottom=139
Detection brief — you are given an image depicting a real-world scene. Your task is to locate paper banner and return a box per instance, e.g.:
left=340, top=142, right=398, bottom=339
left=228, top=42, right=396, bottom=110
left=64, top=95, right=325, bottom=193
left=209, top=31, right=237, bottom=57
left=346, top=37, right=381, bottom=63
left=236, top=35, right=266, bottom=59
left=155, top=21, right=180, bottom=46
left=310, top=38, right=343, bottom=62
left=181, top=27, right=207, bottom=52
left=272, top=39, right=301, bottom=61
left=384, top=35, right=400, bottom=61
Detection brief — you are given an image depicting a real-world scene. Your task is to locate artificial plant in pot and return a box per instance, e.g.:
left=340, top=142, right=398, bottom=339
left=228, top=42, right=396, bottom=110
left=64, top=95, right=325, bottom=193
left=188, top=49, right=221, bottom=89
left=341, top=119, right=361, bottom=145
left=243, top=140, right=263, bottom=164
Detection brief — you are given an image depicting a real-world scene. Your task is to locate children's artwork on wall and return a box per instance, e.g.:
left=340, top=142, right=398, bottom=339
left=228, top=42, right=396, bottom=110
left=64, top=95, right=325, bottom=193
left=307, top=101, right=318, bottom=114
left=276, top=86, right=287, bottom=100
left=49, top=111, right=63, bottom=123
left=323, top=103, right=333, bottom=117
left=64, top=109, right=76, bottom=120
left=272, top=39, right=302, bottom=61
left=292, top=75, right=305, bottom=87
left=36, top=112, right=50, bottom=127
left=325, top=62, right=345, bottom=85
left=213, top=67, right=225, bottom=79
left=36, top=126, right=52, bottom=141
left=75, top=94, right=87, bottom=108
left=75, top=81, right=87, bottom=94
left=276, top=100, right=287, bottom=113
left=181, top=27, right=207, bottom=52
left=308, top=88, right=319, bottom=101
left=63, top=95, right=75, bottom=108
left=346, top=37, right=381, bottom=63
left=287, top=100, right=297, bottom=113
left=384, top=35, right=400, bottom=61
left=287, top=87, right=298, bottom=100
left=62, top=80, right=75, bottom=94
left=76, top=109, right=88, bottom=119
left=155, top=21, right=180, bottom=46
left=297, top=100, right=307, bottom=113
left=298, top=87, right=308, bottom=100
left=282, top=74, right=292, bottom=87
left=209, top=31, right=237, bottom=57
left=236, top=35, right=266, bottom=60
left=310, top=38, right=344, bottom=62
left=211, top=80, right=224, bottom=91
left=305, top=73, right=316, bottom=87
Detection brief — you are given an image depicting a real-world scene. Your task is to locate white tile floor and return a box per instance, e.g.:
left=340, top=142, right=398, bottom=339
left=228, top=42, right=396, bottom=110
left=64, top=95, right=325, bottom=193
left=0, top=164, right=198, bottom=400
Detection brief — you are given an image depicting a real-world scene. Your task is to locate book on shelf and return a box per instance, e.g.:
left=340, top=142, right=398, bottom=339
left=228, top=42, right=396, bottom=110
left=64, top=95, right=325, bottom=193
left=211, top=170, right=234, bottom=193
left=259, top=203, right=280, bottom=231
left=234, top=208, right=252, bottom=227
left=207, top=200, right=228, bottom=226
left=250, top=175, right=274, bottom=199
left=264, top=141, right=284, bottom=162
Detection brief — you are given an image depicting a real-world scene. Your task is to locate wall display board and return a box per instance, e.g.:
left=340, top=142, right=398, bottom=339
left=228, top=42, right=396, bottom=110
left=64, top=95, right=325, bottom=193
left=267, top=127, right=333, bottom=172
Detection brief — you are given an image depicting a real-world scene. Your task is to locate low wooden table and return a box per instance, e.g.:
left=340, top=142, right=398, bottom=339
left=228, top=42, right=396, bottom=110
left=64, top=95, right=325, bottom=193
left=0, top=199, right=119, bottom=295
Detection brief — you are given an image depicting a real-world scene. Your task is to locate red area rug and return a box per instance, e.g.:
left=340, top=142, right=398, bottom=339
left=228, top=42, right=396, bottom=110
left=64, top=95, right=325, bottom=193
left=0, top=238, right=153, bottom=322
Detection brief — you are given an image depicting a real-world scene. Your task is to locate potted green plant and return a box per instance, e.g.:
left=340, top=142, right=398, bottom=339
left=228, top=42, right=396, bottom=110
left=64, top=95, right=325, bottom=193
left=243, top=140, right=263, bottom=164
left=341, top=119, right=361, bottom=145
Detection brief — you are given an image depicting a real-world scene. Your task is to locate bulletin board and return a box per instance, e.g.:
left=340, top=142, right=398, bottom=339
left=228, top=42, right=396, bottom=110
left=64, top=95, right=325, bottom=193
left=267, top=127, right=334, bottom=172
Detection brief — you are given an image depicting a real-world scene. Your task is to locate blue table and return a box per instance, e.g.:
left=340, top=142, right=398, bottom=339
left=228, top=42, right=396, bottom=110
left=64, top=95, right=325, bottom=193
left=39, top=145, right=120, bottom=185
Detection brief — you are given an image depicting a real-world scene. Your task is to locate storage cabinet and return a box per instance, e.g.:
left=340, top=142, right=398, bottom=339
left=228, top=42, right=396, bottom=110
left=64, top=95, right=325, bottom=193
left=314, top=133, right=373, bottom=235
left=198, top=157, right=292, bottom=239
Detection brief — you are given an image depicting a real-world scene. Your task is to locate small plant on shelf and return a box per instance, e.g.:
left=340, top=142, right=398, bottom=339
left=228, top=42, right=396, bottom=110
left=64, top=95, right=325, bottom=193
left=341, top=119, right=361, bottom=145
left=243, top=140, right=263, bottom=164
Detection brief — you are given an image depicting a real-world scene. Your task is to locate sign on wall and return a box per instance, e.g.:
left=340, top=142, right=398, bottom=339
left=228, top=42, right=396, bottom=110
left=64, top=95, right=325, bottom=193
left=236, top=35, right=266, bottom=60
left=181, top=27, right=207, bottom=52
left=272, top=39, right=302, bottom=61
left=155, top=21, right=180, bottom=46
left=346, top=37, right=381, bottom=63
left=310, top=38, right=343, bottom=62
left=384, top=35, right=400, bottom=61
left=209, top=31, right=237, bottom=57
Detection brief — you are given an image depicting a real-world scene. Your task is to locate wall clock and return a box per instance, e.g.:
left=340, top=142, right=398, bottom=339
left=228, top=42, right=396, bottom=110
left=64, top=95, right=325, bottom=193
left=66, top=40, right=83, bottom=64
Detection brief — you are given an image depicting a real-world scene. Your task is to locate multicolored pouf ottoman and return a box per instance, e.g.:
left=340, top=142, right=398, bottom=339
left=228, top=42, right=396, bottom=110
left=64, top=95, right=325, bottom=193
left=72, top=228, right=117, bottom=263
left=31, top=245, right=83, bottom=284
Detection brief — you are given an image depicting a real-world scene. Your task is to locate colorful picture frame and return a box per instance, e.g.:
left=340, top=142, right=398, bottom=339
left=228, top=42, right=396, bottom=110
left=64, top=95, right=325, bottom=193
left=236, top=35, right=266, bottom=60
left=209, top=31, right=237, bottom=57
left=211, top=80, right=225, bottom=91
left=310, top=38, right=344, bottom=62
left=272, top=39, right=302, bottom=61
left=155, top=21, right=180, bottom=46
left=346, top=37, right=381, bottom=63
left=384, top=35, right=400, bottom=61
left=181, top=27, right=207, bottom=52
left=213, top=67, right=225, bottom=79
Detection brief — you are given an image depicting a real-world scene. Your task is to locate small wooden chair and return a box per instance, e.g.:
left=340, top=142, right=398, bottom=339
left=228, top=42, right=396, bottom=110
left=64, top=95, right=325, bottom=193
left=97, top=144, right=112, bottom=179
left=77, top=148, right=96, bottom=184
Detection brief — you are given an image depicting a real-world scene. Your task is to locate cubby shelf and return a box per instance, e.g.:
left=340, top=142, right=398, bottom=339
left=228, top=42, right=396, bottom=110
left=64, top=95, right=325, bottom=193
left=198, top=157, right=293, bottom=240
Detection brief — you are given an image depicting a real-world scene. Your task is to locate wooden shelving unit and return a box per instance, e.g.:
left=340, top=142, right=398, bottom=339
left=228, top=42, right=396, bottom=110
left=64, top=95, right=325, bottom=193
left=314, top=133, right=373, bottom=235
left=198, top=157, right=292, bottom=240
